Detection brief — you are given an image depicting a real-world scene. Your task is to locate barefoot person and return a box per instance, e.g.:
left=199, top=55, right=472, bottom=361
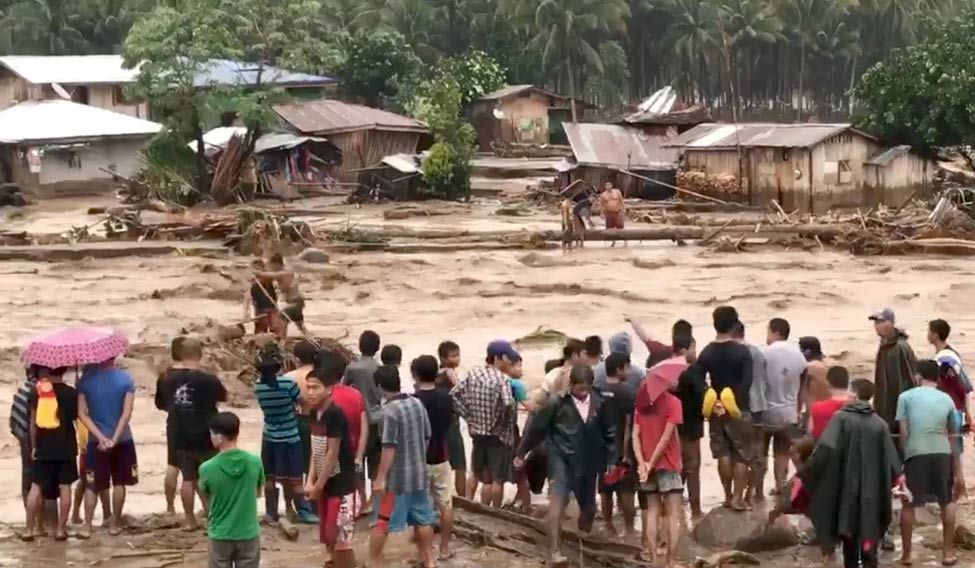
left=897, top=360, right=959, bottom=567
left=77, top=358, right=137, bottom=537
left=672, top=327, right=705, bottom=519
left=305, top=354, right=359, bottom=568
left=633, top=349, right=686, bottom=567
left=808, top=366, right=851, bottom=440
left=155, top=337, right=198, bottom=516
left=257, top=253, right=309, bottom=338
left=696, top=306, right=754, bottom=512
left=413, top=355, right=456, bottom=561
left=437, top=341, right=467, bottom=497
left=597, top=180, right=625, bottom=246
left=158, top=337, right=227, bottom=532
left=515, top=366, right=616, bottom=566
left=368, top=366, right=436, bottom=568
left=245, top=259, right=278, bottom=335
left=24, top=366, right=77, bottom=542
left=200, top=412, right=264, bottom=568
left=798, top=336, right=828, bottom=430
left=253, top=345, right=317, bottom=524
left=801, top=379, right=901, bottom=568
left=595, top=353, right=637, bottom=538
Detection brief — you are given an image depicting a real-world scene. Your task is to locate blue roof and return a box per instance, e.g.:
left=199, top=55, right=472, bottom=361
left=193, top=59, right=336, bottom=88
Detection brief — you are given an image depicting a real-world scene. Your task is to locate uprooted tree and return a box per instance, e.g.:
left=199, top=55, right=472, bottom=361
left=854, top=9, right=975, bottom=169
left=123, top=0, right=332, bottom=203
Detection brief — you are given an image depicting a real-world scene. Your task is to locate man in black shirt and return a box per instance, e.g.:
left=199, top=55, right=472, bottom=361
left=595, top=352, right=637, bottom=538
left=694, top=306, right=754, bottom=512
left=25, top=366, right=77, bottom=541
left=671, top=330, right=704, bottom=519
left=413, top=355, right=456, bottom=560
left=156, top=337, right=227, bottom=530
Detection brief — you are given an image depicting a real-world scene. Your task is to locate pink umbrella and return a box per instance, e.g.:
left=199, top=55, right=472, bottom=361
left=21, top=326, right=129, bottom=369
left=635, top=356, right=688, bottom=413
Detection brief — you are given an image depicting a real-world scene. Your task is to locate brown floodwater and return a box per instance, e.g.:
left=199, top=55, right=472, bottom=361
left=1, top=197, right=975, bottom=566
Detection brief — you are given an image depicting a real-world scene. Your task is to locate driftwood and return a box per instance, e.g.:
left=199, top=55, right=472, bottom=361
left=277, top=517, right=299, bottom=541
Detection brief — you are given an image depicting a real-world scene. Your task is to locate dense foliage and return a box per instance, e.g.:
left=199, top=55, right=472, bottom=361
left=0, top=0, right=965, bottom=118
left=854, top=9, right=975, bottom=162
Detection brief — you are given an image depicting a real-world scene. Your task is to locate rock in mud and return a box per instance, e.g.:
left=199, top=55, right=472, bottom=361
left=692, top=507, right=798, bottom=552
left=298, top=247, right=330, bottom=264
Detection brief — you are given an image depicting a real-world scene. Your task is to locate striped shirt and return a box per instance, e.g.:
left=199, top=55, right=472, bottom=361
left=255, top=377, right=302, bottom=444
left=381, top=395, right=431, bottom=494
left=9, top=378, right=34, bottom=443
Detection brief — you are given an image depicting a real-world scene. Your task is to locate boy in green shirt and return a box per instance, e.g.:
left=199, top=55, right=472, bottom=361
left=200, top=412, right=265, bottom=568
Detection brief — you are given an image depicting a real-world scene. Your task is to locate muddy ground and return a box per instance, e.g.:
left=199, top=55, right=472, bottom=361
left=1, top=197, right=975, bottom=567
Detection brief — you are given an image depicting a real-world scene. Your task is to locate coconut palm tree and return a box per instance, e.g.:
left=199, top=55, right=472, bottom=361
left=662, top=0, right=719, bottom=103
left=5, top=0, right=88, bottom=54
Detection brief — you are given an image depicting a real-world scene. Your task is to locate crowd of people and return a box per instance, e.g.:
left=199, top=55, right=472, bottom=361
left=9, top=304, right=973, bottom=568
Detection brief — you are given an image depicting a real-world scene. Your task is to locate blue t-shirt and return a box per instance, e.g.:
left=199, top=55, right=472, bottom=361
left=254, top=377, right=302, bottom=444
left=509, top=379, right=528, bottom=403
left=895, top=385, right=956, bottom=460
left=78, top=367, right=136, bottom=443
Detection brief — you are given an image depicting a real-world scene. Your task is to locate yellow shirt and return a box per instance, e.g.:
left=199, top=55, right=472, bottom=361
left=76, top=420, right=89, bottom=451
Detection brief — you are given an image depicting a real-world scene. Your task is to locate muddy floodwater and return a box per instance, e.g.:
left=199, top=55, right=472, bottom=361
left=1, top=199, right=974, bottom=566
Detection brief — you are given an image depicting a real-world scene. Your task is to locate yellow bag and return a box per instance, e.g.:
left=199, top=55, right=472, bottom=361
left=720, top=388, right=741, bottom=419
left=702, top=388, right=718, bottom=419
left=702, top=387, right=741, bottom=419
left=35, top=380, right=60, bottom=430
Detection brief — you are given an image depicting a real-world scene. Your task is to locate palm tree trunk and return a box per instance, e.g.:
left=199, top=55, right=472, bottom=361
left=568, top=56, right=578, bottom=122
left=797, top=38, right=805, bottom=121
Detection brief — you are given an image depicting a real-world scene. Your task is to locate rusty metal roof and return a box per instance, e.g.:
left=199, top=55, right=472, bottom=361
left=479, top=84, right=562, bottom=101
left=865, top=145, right=912, bottom=166
left=273, top=99, right=428, bottom=136
left=667, top=122, right=877, bottom=150
left=562, top=123, right=678, bottom=171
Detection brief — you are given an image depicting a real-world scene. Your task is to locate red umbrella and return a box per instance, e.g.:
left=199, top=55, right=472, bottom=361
left=22, top=326, right=129, bottom=369
left=635, top=356, right=688, bottom=413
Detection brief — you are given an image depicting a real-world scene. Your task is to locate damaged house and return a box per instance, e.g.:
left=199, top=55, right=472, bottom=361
left=470, top=85, right=594, bottom=151
left=273, top=99, right=429, bottom=181
left=0, top=99, right=161, bottom=197
left=560, top=123, right=679, bottom=199
left=668, top=122, right=937, bottom=213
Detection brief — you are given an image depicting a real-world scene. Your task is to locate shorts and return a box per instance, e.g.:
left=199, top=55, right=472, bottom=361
left=759, top=423, right=802, bottom=456
left=680, top=437, right=701, bottom=477
left=176, top=448, right=216, bottom=481
left=446, top=419, right=466, bottom=470
left=261, top=439, right=305, bottom=481
left=32, top=459, right=79, bottom=500
left=638, top=470, right=684, bottom=495
left=209, top=537, right=260, bottom=568
left=281, top=298, right=305, bottom=324
left=709, top=414, right=756, bottom=463
left=373, top=490, right=436, bottom=534
left=428, top=461, right=454, bottom=510
left=166, top=432, right=178, bottom=468
left=471, top=435, right=512, bottom=483
left=254, top=308, right=278, bottom=334
left=320, top=493, right=359, bottom=549
left=904, top=454, right=953, bottom=507
left=86, top=440, right=139, bottom=491
left=604, top=211, right=625, bottom=229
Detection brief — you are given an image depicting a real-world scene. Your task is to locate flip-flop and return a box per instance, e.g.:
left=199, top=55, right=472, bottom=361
left=636, top=551, right=655, bottom=562
left=18, top=534, right=35, bottom=543
left=438, top=551, right=456, bottom=561
left=54, top=533, right=69, bottom=542
left=108, top=527, right=123, bottom=536
left=943, top=556, right=959, bottom=567
left=898, top=558, right=913, bottom=566
left=74, top=531, right=91, bottom=540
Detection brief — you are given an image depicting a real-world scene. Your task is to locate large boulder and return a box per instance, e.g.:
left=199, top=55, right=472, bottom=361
left=298, top=247, right=330, bottom=264
left=692, top=506, right=799, bottom=552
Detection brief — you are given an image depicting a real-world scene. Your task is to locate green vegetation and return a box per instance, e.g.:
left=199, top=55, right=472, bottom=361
left=0, top=0, right=963, bottom=117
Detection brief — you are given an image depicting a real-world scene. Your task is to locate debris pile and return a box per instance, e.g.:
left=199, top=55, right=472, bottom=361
left=677, top=171, right=747, bottom=201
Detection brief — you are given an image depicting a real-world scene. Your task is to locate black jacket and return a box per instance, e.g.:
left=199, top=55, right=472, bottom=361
left=798, top=401, right=901, bottom=546
left=518, top=391, right=616, bottom=476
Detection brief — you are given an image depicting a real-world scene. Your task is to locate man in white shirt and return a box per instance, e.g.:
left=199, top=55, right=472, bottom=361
left=757, top=318, right=807, bottom=497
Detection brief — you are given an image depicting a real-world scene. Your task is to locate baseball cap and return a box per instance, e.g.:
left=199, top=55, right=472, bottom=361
left=868, top=308, right=895, bottom=324
left=487, top=340, right=519, bottom=361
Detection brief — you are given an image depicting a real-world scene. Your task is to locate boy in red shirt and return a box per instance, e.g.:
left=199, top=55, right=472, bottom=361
left=809, top=366, right=851, bottom=440
left=633, top=335, right=687, bottom=567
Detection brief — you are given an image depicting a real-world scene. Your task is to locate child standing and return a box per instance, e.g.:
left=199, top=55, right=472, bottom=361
left=24, top=366, right=77, bottom=541
left=200, top=412, right=264, bottom=568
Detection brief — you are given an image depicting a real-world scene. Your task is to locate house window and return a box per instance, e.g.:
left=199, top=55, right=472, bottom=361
left=838, top=159, right=852, bottom=184
left=112, top=86, right=129, bottom=106
left=68, top=152, right=82, bottom=169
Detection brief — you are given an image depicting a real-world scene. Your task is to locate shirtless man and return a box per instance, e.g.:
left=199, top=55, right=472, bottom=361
left=597, top=181, right=625, bottom=247
left=257, top=254, right=309, bottom=338
left=244, top=259, right=279, bottom=335
left=798, top=336, right=828, bottom=432
left=560, top=198, right=585, bottom=251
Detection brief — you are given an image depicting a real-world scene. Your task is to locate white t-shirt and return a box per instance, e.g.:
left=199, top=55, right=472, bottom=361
left=760, top=340, right=808, bottom=426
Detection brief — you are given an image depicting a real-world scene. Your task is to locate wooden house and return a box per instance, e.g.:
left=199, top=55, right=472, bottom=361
left=470, top=85, right=593, bottom=151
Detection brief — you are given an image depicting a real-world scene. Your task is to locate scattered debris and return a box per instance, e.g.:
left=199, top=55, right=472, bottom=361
left=515, top=326, right=568, bottom=347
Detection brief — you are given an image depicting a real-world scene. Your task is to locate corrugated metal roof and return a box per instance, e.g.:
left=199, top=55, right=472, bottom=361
left=0, top=100, right=161, bottom=143
left=667, top=122, right=876, bottom=149
left=0, top=55, right=138, bottom=85
left=562, top=123, right=678, bottom=171
left=382, top=153, right=421, bottom=173
left=193, top=59, right=335, bottom=88
left=479, top=84, right=562, bottom=101
left=636, top=86, right=677, bottom=115
left=273, top=99, right=428, bottom=136
left=255, top=132, right=328, bottom=153
left=865, top=145, right=912, bottom=166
